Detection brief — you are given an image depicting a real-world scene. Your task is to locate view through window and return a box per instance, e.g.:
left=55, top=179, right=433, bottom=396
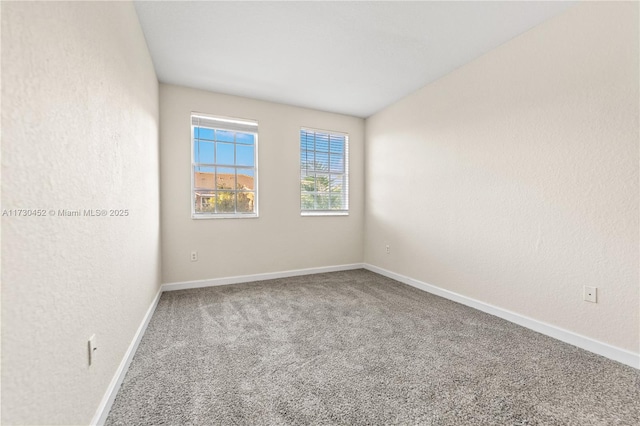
left=300, top=128, right=349, bottom=215
left=192, top=114, right=258, bottom=218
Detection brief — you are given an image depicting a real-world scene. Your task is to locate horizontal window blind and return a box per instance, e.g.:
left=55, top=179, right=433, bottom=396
left=300, top=128, right=349, bottom=214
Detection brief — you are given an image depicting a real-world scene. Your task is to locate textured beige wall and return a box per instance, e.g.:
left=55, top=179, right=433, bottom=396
left=160, top=84, right=364, bottom=284
left=365, top=2, right=639, bottom=352
left=1, top=2, right=160, bottom=424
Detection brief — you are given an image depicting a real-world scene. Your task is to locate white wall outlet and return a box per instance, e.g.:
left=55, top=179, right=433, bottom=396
left=583, top=286, right=597, bottom=303
left=385, top=244, right=390, bottom=254
left=190, top=251, right=198, bottom=262
left=88, top=334, right=97, bottom=366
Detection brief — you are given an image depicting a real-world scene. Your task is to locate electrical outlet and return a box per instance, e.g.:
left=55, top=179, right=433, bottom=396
left=583, top=286, right=597, bottom=303
left=190, top=251, right=198, bottom=262
left=385, top=244, right=390, bottom=254
left=88, top=334, right=97, bottom=366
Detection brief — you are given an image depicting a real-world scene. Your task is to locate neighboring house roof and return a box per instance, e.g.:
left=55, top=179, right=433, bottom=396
left=194, top=172, right=254, bottom=190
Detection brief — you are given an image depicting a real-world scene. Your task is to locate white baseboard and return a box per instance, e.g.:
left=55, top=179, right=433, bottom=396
left=364, top=263, right=639, bottom=369
left=161, top=263, right=365, bottom=292
left=90, top=288, right=163, bottom=426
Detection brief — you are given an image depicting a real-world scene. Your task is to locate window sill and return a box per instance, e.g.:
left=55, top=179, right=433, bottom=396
left=301, top=211, right=349, bottom=217
left=192, top=213, right=259, bottom=219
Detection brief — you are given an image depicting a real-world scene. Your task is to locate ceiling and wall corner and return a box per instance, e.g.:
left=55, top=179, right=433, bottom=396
left=133, top=0, right=575, bottom=118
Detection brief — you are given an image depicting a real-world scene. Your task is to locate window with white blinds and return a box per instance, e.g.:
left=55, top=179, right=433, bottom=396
left=191, top=114, right=258, bottom=218
left=300, top=128, right=349, bottom=215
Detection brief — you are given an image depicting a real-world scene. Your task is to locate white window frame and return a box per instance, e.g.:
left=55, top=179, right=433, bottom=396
left=300, top=127, right=349, bottom=216
left=191, top=113, right=259, bottom=219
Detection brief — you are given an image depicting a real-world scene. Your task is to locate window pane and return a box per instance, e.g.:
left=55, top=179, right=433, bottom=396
left=237, top=170, right=255, bottom=190
left=315, top=133, right=329, bottom=152
left=301, top=150, right=314, bottom=170
left=236, top=144, right=254, bottom=167
left=330, top=193, right=344, bottom=210
left=194, top=190, right=215, bottom=213
left=315, top=152, right=329, bottom=171
left=216, top=167, right=235, bottom=190
left=300, top=151, right=306, bottom=169
left=301, top=192, right=315, bottom=210
left=301, top=174, right=316, bottom=192
left=301, top=132, right=314, bottom=151
left=315, top=193, right=330, bottom=210
left=329, top=135, right=344, bottom=153
left=236, top=133, right=254, bottom=145
left=315, top=174, right=332, bottom=192
left=216, top=191, right=235, bottom=213
left=237, top=192, right=254, bottom=213
left=329, top=154, right=344, bottom=173
left=198, top=127, right=215, bottom=141
left=216, top=143, right=234, bottom=165
left=194, top=140, right=214, bottom=164
left=329, top=175, right=344, bottom=193
left=194, top=166, right=215, bottom=189
left=216, top=130, right=234, bottom=142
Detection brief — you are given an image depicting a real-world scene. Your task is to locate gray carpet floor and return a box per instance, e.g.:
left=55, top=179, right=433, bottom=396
left=106, top=269, right=639, bottom=425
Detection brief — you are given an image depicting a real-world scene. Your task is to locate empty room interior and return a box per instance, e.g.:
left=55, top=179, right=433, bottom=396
left=2, top=0, right=639, bottom=425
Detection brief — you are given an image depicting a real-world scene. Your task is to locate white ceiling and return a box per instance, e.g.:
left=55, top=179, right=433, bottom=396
left=134, top=1, right=575, bottom=118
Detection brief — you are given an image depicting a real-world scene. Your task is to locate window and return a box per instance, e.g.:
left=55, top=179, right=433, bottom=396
left=300, top=128, right=349, bottom=215
left=191, top=114, right=258, bottom=218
